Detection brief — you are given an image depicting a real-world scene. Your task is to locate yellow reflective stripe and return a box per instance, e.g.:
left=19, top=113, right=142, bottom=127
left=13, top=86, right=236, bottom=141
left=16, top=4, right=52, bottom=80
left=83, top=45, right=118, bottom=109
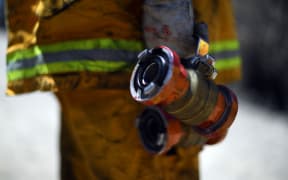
left=8, top=56, right=242, bottom=81
left=215, top=56, right=241, bottom=71
left=7, top=38, right=144, bottom=62
left=210, top=39, right=241, bottom=71
left=7, top=48, right=140, bottom=71
left=7, top=46, right=42, bottom=63
left=8, top=60, right=130, bottom=81
left=210, top=40, right=240, bottom=53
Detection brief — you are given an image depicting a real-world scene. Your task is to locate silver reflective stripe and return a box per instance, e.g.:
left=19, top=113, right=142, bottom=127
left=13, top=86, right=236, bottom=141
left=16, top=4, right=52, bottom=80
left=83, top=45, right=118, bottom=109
left=7, top=49, right=140, bottom=71
left=211, top=49, right=240, bottom=60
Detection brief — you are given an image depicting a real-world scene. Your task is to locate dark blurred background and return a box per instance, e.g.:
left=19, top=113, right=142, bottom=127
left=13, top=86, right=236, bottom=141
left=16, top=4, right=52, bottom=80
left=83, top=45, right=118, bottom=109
left=0, top=0, right=4, bottom=28
left=233, top=0, right=288, bottom=111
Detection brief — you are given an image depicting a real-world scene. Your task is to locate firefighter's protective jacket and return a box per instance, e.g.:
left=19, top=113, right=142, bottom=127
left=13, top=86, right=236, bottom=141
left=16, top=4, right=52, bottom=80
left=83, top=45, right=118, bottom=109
left=5, top=0, right=241, bottom=179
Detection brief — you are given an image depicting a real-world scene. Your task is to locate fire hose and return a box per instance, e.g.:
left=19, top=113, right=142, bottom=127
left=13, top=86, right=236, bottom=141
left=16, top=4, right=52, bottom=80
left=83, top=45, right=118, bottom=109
left=130, top=41, right=238, bottom=154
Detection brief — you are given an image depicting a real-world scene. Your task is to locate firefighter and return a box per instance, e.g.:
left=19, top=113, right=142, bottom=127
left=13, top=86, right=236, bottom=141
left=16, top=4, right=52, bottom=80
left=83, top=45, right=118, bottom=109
left=5, top=0, right=241, bottom=179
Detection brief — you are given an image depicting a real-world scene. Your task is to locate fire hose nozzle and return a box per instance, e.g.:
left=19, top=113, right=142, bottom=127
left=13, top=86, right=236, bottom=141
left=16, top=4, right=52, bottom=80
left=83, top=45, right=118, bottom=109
left=130, top=46, right=238, bottom=154
left=130, top=46, right=189, bottom=106
left=136, top=106, right=183, bottom=154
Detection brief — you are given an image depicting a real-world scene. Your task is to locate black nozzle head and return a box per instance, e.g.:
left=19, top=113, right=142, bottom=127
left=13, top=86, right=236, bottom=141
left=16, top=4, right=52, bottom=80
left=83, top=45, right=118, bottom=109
left=136, top=107, right=168, bottom=154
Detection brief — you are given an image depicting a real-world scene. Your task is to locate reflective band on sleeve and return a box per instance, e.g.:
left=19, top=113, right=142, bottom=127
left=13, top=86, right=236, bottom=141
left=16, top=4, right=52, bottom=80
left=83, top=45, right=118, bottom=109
left=210, top=40, right=240, bottom=53
left=211, top=49, right=240, bottom=60
left=215, top=56, right=241, bottom=70
left=7, top=49, right=140, bottom=71
left=7, top=38, right=144, bottom=62
left=210, top=40, right=241, bottom=71
left=8, top=60, right=129, bottom=81
left=7, top=38, right=144, bottom=81
left=7, top=38, right=241, bottom=81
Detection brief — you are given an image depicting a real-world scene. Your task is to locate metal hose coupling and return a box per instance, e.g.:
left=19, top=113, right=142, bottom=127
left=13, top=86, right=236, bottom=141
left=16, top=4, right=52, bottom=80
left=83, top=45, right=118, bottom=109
left=130, top=46, right=238, bottom=154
